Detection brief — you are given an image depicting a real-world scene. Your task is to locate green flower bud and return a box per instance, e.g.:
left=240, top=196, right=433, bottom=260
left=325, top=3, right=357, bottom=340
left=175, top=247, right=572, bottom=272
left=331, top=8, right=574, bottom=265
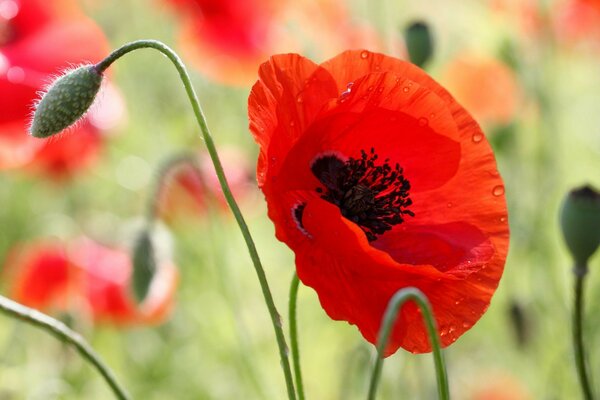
left=560, top=185, right=600, bottom=267
left=132, top=229, right=158, bottom=303
left=30, top=65, right=103, bottom=138
left=404, top=21, right=434, bottom=69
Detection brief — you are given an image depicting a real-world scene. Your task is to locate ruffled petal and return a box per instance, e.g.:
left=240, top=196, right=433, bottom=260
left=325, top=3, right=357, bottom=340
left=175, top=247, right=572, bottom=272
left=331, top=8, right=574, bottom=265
left=295, top=198, right=503, bottom=354
left=248, top=53, right=338, bottom=185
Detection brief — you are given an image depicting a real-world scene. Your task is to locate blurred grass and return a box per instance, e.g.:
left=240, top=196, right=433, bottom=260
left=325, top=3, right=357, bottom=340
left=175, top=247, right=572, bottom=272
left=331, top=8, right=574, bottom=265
left=1, top=0, right=600, bottom=398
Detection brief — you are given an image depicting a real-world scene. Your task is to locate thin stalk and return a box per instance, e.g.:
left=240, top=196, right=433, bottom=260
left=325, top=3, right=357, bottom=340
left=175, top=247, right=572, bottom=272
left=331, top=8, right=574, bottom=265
left=0, top=295, right=130, bottom=400
left=573, top=264, right=594, bottom=400
left=96, top=40, right=296, bottom=400
left=289, top=273, right=305, bottom=400
left=367, top=288, right=449, bottom=400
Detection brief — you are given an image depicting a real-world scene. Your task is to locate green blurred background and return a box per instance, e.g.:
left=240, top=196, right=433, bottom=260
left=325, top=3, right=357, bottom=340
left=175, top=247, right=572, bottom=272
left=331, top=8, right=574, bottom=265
left=1, top=0, right=600, bottom=398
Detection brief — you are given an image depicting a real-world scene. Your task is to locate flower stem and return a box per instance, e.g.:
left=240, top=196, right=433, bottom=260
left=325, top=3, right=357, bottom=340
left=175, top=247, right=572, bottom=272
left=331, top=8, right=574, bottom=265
left=289, top=273, right=305, bottom=400
left=96, top=40, right=297, bottom=400
left=367, top=287, right=449, bottom=400
left=0, top=295, right=130, bottom=400
left=573, top=264, right=595, bottom=400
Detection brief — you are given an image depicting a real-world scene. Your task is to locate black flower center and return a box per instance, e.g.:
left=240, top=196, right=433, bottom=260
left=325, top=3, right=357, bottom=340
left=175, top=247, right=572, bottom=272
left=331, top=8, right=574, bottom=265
left=311, top=148, right=414, bottom=242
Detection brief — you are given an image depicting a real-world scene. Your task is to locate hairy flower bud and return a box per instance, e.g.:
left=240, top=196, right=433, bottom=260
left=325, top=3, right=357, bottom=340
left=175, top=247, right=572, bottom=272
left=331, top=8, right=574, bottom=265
left=560, top=185, right=600, bottom=267
left=132, top=229, right=157, bottom=303
left=30, top=65, right=103, bottom=138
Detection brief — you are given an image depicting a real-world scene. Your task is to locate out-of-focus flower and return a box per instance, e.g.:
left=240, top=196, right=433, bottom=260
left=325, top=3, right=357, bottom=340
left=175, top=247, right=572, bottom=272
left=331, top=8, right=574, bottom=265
left=159, top=147, right=254, bottom=221
left=440, top=54, right=521, bottom=127
left=249, top=50, right=509, bottom=354
left=553, top=0, right=600, bottom=45
left=5, top=238, right=177, bottom=325
left=490, top=0, right=543, bottom=37
left=468, top=373, right=532, bottom=400
left=5, top=241, right=79, bottom=311
left=71, top=238, right=177, bottom=325
left=164, top=0, right=383, bottom=86
left=0, top=0, right=120, bottom=177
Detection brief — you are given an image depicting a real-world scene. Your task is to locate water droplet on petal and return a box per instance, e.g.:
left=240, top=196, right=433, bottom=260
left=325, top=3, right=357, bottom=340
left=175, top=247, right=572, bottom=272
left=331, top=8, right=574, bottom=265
left=447, top=202, right=453, bottom=208
left=418, top=117, right=428, bottom=127
left=492, top=185, right=505, bottom=196
left=289, top=120, right=295, bottom=127
left=296, top=94, right=303, bottom=103
left=462, top=322, right=470, bottom=328
left=360, top=50, right=370, bottom=59
left=472, top=133, right=483, bottom=143
left=402, top=86, right=410, bottom=93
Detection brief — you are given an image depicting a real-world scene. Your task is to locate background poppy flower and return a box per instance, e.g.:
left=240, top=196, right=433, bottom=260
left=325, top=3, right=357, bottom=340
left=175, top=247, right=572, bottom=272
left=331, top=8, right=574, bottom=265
left=4, top=241, right=80, bottom=311
left=552, top=0, right=600, bottom=44
left=4, top=238, right=177, bottom=325
left=158, top=147, right=255, bottom=222
left=164, top=0, right=384, bottom=86
left=440, top=54, right=522, bottom=127
left=249, top=50, right=509, bottom=354
left=0, top=0, right=115, bottom=176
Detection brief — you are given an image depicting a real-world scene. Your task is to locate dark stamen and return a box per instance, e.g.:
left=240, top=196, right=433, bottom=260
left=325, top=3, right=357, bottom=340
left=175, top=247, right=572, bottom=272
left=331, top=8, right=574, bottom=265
left=310, top=148, right=414, bottom=241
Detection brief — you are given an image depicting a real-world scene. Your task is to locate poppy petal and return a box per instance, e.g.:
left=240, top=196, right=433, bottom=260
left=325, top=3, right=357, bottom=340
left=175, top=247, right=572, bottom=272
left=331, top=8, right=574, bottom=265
left=249, top=50, right=509, bottom=355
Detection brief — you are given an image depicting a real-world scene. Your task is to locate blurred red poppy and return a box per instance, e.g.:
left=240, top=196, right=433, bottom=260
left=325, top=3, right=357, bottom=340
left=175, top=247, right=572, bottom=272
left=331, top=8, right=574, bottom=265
left=0, top=0, right=112, bottom=176
left=159, top=148, right=255, bottom=221
left=440, top=54, right=521, bottom=127
left=249, top=50, right=509, bottom=354
left=164, top=0, right=383, bottom=86
left=553, top=0, right=600, bottom=44
left=5, top=241, right=80, bottom=311
left=71, top=238, right=178, bottom=325
left=5, top=238, right=177, bottom=325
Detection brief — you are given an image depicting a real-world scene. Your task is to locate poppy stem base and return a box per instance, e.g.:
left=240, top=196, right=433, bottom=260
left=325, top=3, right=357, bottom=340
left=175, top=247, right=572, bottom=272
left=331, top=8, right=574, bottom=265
left=289, top=273, right=306, bottom=400
left=367, top=287, right=449, bottom=400
left=0, top=295, right=131, bottom=400
left=573, top=264, right=595, bottom=400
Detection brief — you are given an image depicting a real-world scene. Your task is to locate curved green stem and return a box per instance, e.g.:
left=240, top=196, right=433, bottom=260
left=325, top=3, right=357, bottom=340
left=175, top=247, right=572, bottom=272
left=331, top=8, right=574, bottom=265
left=367, top=287, right=449, bottom=400
left=96, top=40, right=296, bottom=400
left=573, top=264, right=595, bottom=400
left=289, top=273, right=305, bottom=400
left=0, top=295, right=130, bottom=400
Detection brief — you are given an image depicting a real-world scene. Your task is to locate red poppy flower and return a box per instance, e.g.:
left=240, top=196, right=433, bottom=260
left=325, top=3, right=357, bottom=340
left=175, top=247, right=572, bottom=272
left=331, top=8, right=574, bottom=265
left=5, top=238, right=177, bottom=325
left=5, top=241, right=80, bottom=311
left=248, top=50, right=509, bottom=354
left=71, top=238, right=178, bottom=325
left=440, top=54, right=521, bottom=126
left=0, top=0, right=111, bottom=174
left=159, top=147, right=254, bottom=221
left=164, top=0, right=385, bottom=85
left=553, top=0, right=600, bottom=44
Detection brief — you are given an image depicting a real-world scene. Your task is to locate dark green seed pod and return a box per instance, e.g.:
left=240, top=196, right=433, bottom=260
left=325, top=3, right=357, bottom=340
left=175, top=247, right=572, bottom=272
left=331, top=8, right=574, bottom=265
left=132, top=229, right=158, bottom=303
left=560, top=185, right=600, bottom=267
left=404, top=21, right=434, bottom=69
left=30, top=65, right=103, bottom=138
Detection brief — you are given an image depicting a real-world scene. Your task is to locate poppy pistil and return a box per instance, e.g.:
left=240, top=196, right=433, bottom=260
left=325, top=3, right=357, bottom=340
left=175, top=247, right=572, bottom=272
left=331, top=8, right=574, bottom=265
left=312, top=148, right=414, bottom=241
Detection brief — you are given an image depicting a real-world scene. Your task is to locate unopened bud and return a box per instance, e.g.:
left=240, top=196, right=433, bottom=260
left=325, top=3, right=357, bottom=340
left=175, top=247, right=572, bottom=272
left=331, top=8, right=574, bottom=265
left=404, top=21, right=434, bottom=69
left=30, top=65, right=103, bottom=138
left=560, top=185, right=600, bottom=267
left=132, top=229, right=158, bottom=303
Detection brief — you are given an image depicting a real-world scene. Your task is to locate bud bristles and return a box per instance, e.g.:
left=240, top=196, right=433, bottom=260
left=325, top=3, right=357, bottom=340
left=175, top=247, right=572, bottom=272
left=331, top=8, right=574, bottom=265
left=29, top=65, right=103, bottom=138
